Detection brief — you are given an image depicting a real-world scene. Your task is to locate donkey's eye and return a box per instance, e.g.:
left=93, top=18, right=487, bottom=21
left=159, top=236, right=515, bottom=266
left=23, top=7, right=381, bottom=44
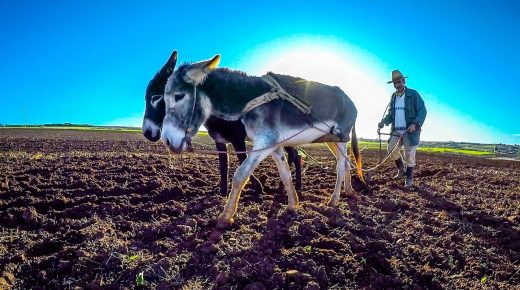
left=150, top=95, right=163, bottom=108
left=175, top=93, right=185, bottom=102
left=151, top=95, right=162, bottom=102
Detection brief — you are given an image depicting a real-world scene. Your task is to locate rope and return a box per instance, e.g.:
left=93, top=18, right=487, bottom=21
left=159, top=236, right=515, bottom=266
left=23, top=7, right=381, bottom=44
left=297, top=147, right=323, bottom=166
left=366, top=96, right=406, bottom=173
left=196, top=126, right=311, bottom=155
left=188, top=122, right=359, bottom=171
left=188, top=85, right=197, bottom=126
left=174, top=78, right=371, bottom=179
left=167, top=76, right=408, bottom=183
left=177, top=85, right=199, bottom=165
left=377, top=100, right=392, bottom=162
left=361, top=135, right=403, bottom=173
left=178, top=107, right=401, bottom=179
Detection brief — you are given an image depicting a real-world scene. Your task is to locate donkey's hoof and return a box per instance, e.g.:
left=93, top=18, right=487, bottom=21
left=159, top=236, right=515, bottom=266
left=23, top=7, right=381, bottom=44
left=287, top=204, right=299, bottom=213
left=216, top=217, right=234, bottom=230
left=326, top=198, right=339, bottom=207
left=345, top=190, right=356, bottom=197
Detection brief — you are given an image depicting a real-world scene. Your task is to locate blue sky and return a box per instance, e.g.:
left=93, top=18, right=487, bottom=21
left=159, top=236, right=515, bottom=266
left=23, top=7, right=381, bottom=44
left=1, top=1, right=519, bottom=144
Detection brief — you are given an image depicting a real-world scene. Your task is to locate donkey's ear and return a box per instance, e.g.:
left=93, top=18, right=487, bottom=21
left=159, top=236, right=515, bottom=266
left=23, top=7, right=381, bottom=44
left=161, top=50, right=178, bottom=76
left=185, top=54, right=220, bottom=85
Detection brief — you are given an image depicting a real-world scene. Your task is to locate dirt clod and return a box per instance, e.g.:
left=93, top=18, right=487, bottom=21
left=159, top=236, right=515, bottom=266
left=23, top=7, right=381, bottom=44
left=21, top=207, right=38, bottom=223
left=0, top=128, right=518, bottom=289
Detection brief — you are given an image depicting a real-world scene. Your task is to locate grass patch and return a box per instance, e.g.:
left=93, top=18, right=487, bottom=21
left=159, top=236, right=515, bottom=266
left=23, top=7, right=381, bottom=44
left=1, top=126, right=214, bottom=135
left=358, top=140, right=493, bottom=156
left=418, top=147, right=492, bottom=156
left=2, top=126, right=141, bottom=133
left=0, top=127, right=498, bottom=157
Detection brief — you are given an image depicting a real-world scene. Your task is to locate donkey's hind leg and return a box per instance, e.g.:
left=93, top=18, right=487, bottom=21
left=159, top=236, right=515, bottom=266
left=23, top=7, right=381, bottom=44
left=343, top=151, right=355, bottom=196
left=217, top=146, right=272, bottom=229
left=325, top=142, right=351, bottom=207
left=271, top=147, right=299, bottom=211
left=285, top=147, right=302, bottom=190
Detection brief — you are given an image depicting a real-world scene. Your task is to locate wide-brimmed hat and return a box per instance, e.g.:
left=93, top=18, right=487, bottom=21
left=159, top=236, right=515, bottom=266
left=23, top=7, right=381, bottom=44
left=387, top=70, right=408, bottom=84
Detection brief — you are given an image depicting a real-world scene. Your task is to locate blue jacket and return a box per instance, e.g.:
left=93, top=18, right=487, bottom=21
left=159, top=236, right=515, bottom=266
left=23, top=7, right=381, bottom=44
left=381, top=87, right=427, bottom=146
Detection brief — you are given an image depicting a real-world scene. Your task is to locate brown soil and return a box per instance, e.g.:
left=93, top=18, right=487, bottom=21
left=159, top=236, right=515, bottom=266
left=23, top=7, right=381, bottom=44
left=1, top=128, right=519, bottom=289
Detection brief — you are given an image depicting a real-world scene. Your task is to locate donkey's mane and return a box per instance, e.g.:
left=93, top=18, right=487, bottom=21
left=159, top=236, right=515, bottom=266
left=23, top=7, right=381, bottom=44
left=197, top=68, right=272, bottom=114
left=207, top=68, right=260, bottom=87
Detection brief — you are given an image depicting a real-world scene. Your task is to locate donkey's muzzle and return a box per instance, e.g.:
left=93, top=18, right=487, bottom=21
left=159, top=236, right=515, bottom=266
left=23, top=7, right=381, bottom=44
left=165, top=140, right=184, bottom=154
left=144, top=129, right=160, bottom=142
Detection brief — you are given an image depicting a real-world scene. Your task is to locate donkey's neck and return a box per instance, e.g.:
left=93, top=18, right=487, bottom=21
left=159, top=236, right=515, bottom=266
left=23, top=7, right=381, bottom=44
left=200, top=69, right=271, bottom=120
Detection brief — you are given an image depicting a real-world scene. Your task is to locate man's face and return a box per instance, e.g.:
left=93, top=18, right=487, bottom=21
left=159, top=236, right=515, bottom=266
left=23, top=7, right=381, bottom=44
left=393, top=78, right=405, bottom=92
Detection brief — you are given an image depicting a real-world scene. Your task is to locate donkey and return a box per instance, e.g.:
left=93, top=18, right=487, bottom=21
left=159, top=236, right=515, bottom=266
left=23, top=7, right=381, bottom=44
left=142, top=51, right=302, bottom=195
left=161, top=55, right=363, bottom=229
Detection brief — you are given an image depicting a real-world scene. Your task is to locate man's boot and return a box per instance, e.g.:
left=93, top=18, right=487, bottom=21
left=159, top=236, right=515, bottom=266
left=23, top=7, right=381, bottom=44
left=405, top=166, right=414, bottom=187
left=393, top=158, right=406, bottom=179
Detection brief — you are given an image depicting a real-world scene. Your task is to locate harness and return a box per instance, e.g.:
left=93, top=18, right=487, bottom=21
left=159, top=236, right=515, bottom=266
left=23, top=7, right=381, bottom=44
left=241, top=74, right=312, bottom=116
left=183, top=73, right=356, bottom=151
left=180, top=76, right=366, bottom=176
left=172, top=75, right=411, bottom=186
left=179, top=85, right=198, bottom=152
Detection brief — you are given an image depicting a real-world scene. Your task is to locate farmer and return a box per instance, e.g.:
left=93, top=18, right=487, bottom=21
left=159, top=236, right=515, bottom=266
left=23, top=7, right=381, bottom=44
left=378, top=70, right=427, bottom=187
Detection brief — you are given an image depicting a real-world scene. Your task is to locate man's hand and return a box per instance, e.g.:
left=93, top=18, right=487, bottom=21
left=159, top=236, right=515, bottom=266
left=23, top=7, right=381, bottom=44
left=407, top=124, right=417, bottom=133
left=378, top=122, right=384, bottom=129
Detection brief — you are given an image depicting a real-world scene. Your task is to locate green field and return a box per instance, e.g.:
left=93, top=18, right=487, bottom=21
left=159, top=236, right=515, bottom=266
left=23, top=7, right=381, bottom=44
left=0, top=125, right=214, bottom=135
left=358, top=140, right=494, bottom=156
left=417, top=146, right=491, bottom=156
left=1, top=125, right=141, bottom=133
left=1, top=126, right=516, bottom=158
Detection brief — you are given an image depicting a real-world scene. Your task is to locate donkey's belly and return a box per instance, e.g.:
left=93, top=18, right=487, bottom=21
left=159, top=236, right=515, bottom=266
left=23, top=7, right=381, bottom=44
left=277, top=121, right=339, bottom=146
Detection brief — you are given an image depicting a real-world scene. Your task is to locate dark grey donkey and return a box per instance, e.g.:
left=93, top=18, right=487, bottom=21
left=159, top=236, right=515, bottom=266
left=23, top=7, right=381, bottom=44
left=161, top=55, right=363, bottom=229
left=142, top=51, right=302, bottom=195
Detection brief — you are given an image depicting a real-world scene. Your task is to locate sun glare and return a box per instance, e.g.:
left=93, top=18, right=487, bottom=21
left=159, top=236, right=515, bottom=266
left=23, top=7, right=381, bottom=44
left=233, top=36, right=508, bottom=143
left=240, top=37, right=393, bottom=139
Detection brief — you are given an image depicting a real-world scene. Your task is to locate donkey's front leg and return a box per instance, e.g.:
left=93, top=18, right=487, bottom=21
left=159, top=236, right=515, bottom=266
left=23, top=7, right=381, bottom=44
left=216, top=147, right=272, bottom=229
left=271, top=147, right=299, bottom=211
left=232, top=140, right=264, bottom=193
left=343, top=155, right=354, bottom=196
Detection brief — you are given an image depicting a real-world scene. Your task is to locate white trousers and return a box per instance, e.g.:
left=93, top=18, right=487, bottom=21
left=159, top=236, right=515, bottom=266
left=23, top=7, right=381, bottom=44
left=388, top=134, right=417, bottom=167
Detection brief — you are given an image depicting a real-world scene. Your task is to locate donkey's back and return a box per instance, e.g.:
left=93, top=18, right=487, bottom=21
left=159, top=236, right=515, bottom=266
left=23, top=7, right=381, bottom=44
left=242, top=72, right=357, bottom=143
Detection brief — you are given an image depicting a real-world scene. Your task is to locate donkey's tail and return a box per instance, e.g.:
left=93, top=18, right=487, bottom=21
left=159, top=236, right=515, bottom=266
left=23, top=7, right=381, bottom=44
left=350, top=124, right=365, bottom=183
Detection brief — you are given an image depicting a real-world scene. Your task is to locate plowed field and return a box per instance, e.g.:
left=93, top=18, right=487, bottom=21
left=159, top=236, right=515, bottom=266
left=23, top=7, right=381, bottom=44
left=1, top=129, right=519, bottom=289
